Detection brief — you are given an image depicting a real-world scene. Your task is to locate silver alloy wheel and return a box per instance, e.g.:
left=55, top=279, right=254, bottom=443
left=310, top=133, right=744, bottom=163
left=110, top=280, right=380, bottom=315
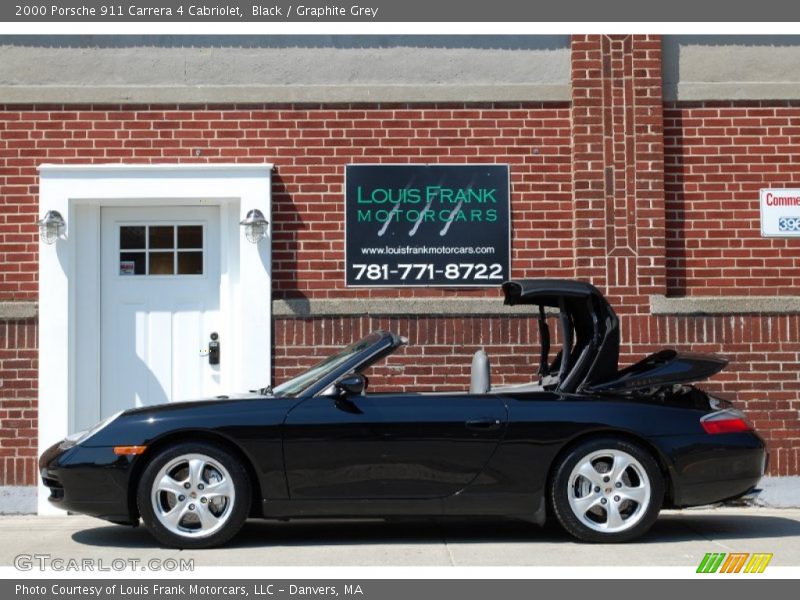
left=566, top=449, right=651, bottom=534
left=150, top=453, right=236, bottom=539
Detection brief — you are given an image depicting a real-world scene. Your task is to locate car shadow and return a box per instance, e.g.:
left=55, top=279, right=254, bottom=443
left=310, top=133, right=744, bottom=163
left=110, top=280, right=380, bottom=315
left=70, top=512, right=800, bottom=549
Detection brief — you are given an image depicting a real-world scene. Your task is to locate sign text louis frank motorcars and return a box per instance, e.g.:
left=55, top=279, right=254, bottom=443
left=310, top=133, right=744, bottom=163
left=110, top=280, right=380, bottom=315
left=345, top=164, right=510, bottom=286
left=760, top=189, right=800, bottom=236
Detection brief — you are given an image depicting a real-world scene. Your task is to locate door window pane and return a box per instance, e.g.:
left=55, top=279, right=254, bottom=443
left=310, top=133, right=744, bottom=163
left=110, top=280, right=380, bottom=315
left=120, top=226, right=145, bottom=249
left=177, top=252, right=203, bottom=275
left=120, top=252, right=146, bottom=275
left=178, top=225, right=203, bottom=249
left=149, top=252, right=175, bottom=275
left=149, top=226, right=174, bottom=249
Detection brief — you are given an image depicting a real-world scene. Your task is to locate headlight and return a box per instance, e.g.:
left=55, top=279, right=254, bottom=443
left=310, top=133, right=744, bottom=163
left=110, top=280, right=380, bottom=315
left=58, top=411, right=123, bottom=450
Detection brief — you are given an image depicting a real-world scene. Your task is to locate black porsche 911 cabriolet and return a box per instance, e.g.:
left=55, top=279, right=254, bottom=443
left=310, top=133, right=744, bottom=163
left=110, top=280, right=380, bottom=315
left=40, top=279, right=766, bottom=548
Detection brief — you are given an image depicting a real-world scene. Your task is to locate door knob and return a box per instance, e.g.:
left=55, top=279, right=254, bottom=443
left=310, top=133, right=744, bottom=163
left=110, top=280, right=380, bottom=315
left=208, top=332, right=220, bottom=365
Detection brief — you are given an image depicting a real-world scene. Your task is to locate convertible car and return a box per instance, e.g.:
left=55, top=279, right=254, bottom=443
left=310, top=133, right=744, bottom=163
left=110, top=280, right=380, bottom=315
left=40, top=279, right=766, bottom=548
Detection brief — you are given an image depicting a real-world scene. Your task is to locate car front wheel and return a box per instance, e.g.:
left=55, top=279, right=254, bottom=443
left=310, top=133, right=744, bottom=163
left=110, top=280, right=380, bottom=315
left=137, top=442, right=251, bottom=549
left=550, top=438, right=664, bottom=543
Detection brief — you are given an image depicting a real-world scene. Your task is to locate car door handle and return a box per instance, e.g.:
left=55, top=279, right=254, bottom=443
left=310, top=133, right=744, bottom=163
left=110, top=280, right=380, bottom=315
left=465, top=418, right=502, bottom=431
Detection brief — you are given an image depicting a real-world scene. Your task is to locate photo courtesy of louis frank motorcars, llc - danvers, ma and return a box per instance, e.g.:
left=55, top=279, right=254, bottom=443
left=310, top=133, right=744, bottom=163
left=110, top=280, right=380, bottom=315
left=0, top=34, right=799, bottom=549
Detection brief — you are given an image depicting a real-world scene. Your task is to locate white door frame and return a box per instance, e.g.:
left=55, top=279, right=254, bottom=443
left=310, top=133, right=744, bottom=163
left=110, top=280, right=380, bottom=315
left=37, top=163, right=273, bottom=515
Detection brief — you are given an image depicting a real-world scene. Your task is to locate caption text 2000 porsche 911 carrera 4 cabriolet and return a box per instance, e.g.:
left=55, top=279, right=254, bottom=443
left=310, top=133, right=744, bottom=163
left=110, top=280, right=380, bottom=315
left=40, top=279, right=767, bottom=548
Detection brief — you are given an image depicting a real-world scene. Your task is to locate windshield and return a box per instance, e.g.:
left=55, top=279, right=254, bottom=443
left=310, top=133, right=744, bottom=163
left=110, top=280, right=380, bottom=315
left=270, top=332, right=385, bottom=397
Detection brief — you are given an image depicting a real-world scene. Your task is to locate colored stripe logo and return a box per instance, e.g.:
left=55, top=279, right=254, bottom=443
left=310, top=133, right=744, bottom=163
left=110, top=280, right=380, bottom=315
left=697, top=552, right=773, bottom=573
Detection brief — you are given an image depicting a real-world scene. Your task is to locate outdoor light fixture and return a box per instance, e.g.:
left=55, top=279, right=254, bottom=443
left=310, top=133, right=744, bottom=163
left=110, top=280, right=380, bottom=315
left=36, top=210, right=66, bottom=244
left=239, top=209, right=269, bottom=244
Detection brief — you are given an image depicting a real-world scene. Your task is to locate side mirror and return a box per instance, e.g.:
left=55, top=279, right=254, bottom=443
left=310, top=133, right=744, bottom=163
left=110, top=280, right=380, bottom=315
left=336, top=373, right=366, bottom=396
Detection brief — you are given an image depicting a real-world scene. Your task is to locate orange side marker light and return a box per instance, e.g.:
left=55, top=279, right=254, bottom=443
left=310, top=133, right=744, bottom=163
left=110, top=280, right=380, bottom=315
left=113, top=446, right=147, bottom=456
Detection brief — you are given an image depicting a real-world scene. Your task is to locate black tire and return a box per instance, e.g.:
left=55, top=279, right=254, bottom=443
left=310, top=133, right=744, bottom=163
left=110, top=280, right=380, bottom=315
left=549, top=437, right=664, bottom=543
left=137, top=441, right=251, bottom=549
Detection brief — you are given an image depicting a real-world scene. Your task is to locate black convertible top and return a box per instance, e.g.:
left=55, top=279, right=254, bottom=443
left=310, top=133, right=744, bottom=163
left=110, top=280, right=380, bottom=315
left=502, top=279, right=607, bottom=307
left=501, top=279, right=620, bottom=392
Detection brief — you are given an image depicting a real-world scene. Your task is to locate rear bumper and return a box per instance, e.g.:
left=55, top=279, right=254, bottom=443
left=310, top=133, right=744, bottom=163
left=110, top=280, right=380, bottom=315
left=677, top=477, right=763, bottom=507
left=39, top=441, right=138, bottom=525
left=655, top=432, right=767, bottom=508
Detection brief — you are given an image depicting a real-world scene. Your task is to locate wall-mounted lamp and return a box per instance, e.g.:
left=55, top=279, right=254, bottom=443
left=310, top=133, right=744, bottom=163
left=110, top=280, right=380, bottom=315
left=239, top=209, right=269, bottom=244
left=36, top=210, right=66, bottom=245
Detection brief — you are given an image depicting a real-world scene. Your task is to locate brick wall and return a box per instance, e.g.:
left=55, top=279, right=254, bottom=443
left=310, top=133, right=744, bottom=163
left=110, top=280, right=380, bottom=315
left=665, top=101, right=800, bottom=296
left=1, top=35, right=800, bottom=486
left=0, top=319, right=37, bottom=485
left=662, top=100, right=800, bottom=475
left=0, top=103, right=573, bottom=301
left=571, top=35, right=666, bottom=303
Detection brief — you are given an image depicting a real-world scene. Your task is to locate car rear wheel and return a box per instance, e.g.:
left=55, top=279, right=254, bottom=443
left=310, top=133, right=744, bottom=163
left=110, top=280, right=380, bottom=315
left=549, top=438, right=664, bottom=543
left=137, top=442, right=251, bottom=549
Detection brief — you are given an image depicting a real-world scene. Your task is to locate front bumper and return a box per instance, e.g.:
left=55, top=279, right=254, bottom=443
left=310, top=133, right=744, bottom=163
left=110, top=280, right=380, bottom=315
left=39, top=440, right=138, bottom=525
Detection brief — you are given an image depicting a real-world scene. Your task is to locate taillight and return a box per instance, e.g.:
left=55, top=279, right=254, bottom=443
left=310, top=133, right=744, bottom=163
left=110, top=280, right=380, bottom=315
left=701, top=409, right=753, bottom=434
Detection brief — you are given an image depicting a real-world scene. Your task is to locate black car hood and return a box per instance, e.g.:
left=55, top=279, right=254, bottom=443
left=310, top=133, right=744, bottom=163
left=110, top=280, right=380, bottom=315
left=118, top=391, right=280, bottom=417
left=585, top=350, right=728, bottom=393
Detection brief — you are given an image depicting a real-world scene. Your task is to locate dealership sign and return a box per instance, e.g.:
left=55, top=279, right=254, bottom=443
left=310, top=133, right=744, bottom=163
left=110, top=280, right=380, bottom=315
left=345, top=164, right=510, bottom=287
left=760, top=189, right=800, bottom=236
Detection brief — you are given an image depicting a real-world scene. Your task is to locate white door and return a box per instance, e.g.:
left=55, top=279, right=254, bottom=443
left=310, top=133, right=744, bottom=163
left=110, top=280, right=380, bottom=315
left=100, top=206, right=221, bottom=416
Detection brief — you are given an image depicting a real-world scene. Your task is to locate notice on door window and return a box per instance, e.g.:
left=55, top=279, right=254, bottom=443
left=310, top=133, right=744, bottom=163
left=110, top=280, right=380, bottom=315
left=119, top=260, right=136, bottom=276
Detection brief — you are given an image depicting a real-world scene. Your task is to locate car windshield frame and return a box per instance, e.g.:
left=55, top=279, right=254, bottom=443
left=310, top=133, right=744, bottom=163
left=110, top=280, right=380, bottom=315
left=270, top=331, right=393, bottom=398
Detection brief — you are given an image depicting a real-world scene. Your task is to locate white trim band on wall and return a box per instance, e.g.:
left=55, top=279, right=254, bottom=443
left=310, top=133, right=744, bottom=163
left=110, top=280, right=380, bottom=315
left=650, top=295, right=800, bottom=315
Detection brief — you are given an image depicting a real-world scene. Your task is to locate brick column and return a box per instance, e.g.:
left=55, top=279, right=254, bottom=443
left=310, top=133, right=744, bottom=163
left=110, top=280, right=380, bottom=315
left=570, top=35, right=666, bottom=309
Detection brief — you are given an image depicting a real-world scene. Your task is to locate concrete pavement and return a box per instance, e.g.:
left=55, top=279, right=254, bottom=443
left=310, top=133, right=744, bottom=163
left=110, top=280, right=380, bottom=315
left=0, top=507, right=799, bottom=567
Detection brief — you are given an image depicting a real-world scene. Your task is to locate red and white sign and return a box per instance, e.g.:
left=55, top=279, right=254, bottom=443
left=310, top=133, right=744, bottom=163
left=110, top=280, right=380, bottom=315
left=760, top=189, right=800, bottom=237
